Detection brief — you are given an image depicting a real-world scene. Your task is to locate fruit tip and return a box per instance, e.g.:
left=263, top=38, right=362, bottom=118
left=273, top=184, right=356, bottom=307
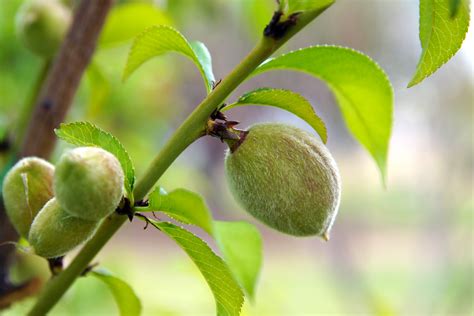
left=322, top=232, right=330, bottom=241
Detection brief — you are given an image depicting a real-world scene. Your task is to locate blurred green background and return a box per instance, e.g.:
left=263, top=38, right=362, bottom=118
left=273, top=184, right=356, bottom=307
left=1, top=0, right=473, bottom=315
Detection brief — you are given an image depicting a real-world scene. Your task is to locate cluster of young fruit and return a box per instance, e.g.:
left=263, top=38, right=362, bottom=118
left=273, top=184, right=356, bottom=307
left=11, top=0, right=342, bottom=244
left=2, top=147, right=124, bottom=258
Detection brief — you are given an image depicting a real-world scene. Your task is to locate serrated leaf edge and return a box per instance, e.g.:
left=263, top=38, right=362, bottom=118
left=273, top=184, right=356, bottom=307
left=55, top=121, right=135, bottom=193
left=122, top=25, right=213, bottom=92
left=224, top=87, right=328, bottom=143
left=149, top=220, right=244, bottom=316
left=254, top=45, right=394, bottom=182
left=408, top=0, right=470, bottom=87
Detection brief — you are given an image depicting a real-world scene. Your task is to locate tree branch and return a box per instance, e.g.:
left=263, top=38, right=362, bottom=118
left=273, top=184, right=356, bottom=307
left=20, top=0, right=114, bottom=158
left=0, top=0, right=114, bottom=308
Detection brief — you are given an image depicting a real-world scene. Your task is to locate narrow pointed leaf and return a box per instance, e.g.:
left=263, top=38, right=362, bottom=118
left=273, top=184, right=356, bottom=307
left=123, top=25, right=214, bottom=93
left=55, top=122, right=135, bottom=195
left=252, top=46, right=393, bottom=183
left=144, top=186, right=263, bottom=301
left=149, top=220, right=244, bottom=316
left=91, top=268, right=141, bottom=316
left=99, top=3, right=172, bottom=47
left=146, top=186, right=213, bottom=235
left=214, top=221, right=262, bottom=300
left=408, top=0, right=470, bottom=87
left=224, top=88, right=327, bottom=143
left=190, top=41, right=215, bottom=88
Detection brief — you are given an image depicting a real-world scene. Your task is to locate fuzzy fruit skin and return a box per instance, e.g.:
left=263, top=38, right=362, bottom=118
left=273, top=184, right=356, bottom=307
left=2, top=157, right=55, bottom=238
left=28, top=198, right=98, bottom=258
left=54, top=147, right=124, bottom=221
left=225, top=123, right=341, bottom=237
left=15, top=0, right=71, bottom=58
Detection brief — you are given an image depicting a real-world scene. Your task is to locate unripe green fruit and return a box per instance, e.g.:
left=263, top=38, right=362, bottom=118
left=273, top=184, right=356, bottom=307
left=15, top=0, right=71, bottom=58
left=225, top=123, right=341, bottom=238
left=54, top=147, right=124, bottom=221
left=28, top=198, right=98, bottom=258
left=2, top=157, right=54, bottom=238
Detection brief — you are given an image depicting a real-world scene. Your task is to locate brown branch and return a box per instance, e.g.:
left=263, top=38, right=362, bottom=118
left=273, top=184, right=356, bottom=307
left=0, top=278, right=43, bottom=310
left=0, top=0, right=114, bottom=308
left=20, top=0, right=114, bottom=158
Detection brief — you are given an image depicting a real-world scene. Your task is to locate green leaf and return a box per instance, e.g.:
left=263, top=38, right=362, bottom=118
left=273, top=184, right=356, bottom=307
left=99, top=3, right=172, bottom=47
left=146, top=186, right=214, bottom=235
left=123, top=25, right=214, bottom=93
left=55, top=122, right=135, bottom=196
left=408, top=0, right=470, bottom=87
left=214, top=221, right=262, bottom=300
left=284, top=0, right=335, bottom=14
left=224, top=88, right=327, bottom=143
left=144, top=186, right=263, bottom=301
left=91, top=268, right=141, bottom=316
left=252, top=46, right=393, bottom=183
left=149, top=220, right=244, bottom=316
left=450, top=0, right=463, bottom=17
left=190, top=41, right=215, bottom=89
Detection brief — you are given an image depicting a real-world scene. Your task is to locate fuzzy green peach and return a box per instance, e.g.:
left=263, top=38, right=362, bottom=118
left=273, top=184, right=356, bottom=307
left=2, top=157, right=55, bottom=238
left=15, top=0, right=71, bottom=58
left=225, top=123, right=341, bottom=238
left=28, top=198, right=99, bottom=258
left=54, top=147, right=124, bottom=221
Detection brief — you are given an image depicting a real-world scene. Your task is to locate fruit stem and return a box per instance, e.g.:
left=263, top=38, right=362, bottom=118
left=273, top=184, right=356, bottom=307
left=27, top=4, right=333, bottom=314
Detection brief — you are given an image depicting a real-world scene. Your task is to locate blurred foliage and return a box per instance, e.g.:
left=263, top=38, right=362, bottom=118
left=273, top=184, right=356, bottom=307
left=0, top=0, right=472, bottom=315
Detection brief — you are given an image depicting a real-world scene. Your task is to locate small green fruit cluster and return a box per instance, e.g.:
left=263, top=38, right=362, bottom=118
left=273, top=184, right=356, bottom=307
left=15, top=0, right=71, bottom=58
left=225, top=123, right=341, bottom=238
left=2, top=147, right=124, bottom=258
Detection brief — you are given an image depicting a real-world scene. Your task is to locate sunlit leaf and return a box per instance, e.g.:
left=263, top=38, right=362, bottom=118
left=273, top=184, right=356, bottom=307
left=91, top=268, right=141, bottom=316
left=146, top=186, right=213, bottom=235
left=252, top=46, right=393, bottom=183
left=408, top=0, right=470, bottom=87
left=148, top=220, right=244, bottom=316
left=99, top=3, right=172, bottom=47
left=123, top=25, right=214, bottom=93
left=189, top=41, right=215, bottom=89
left=143, top=186, right=263, bottom=301
left=214, top=221, right=262, bottom=300
left=450, top=0, right=463, bottom=17
left=85, top=63, right=110, bottom=119
left=55, top=122, right=135, bottom=195
left=224, top=88, right=327, bottom=143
